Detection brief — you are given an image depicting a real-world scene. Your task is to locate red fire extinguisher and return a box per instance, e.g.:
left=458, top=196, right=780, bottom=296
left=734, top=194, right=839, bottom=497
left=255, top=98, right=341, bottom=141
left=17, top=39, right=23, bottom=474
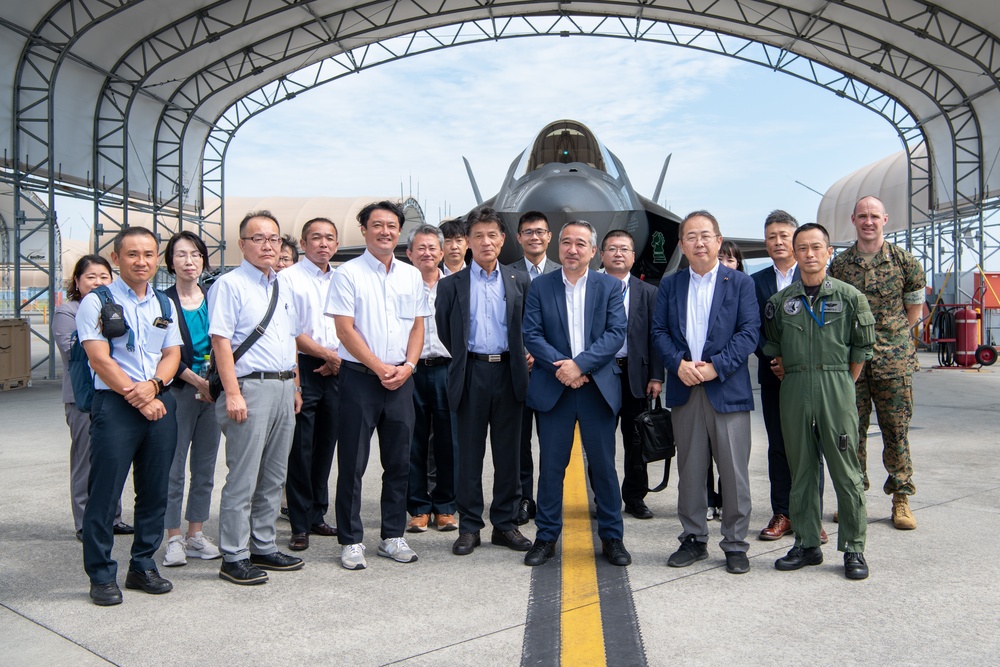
left=954, top=307, right=980, bottom=367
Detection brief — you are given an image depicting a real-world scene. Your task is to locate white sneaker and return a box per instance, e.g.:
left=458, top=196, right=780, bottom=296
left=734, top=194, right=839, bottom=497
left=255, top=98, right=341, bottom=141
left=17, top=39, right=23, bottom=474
left=163, top=535, right=187, bottom=567
left=185, top=531, right=222, bottom=560
left=341, top=543, right=367, bottom=570
left=377, top=537, right=418, bottom=563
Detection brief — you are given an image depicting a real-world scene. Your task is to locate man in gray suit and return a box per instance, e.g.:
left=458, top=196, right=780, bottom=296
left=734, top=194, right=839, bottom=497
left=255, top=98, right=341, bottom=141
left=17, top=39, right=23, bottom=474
left=600, top=230, right=663, bottom=519
left=510, top=211, right=560, bottom=525
left=435, top=207, right=533, bottom=557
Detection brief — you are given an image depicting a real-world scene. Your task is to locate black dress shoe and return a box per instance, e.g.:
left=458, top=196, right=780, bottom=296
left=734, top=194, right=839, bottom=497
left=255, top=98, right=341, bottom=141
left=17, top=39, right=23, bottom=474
left=250, top=551, right=304, bottom=571
left=452, top=532, right=481, bottom=555
left=524, top=539, right=556, bottom=566
left=667, top=535, right=709, bottom=567
left=288, top=533, right=309, bottom=551
left=113, top=522, right=134, bottom=535
left=602, top=539, right=632, bottom=566
left=491, top=527, right=532, bottom=551
left=844, top=552, right=869, bottom=580
left=219, top=559, right=268, bottom=585
left=124, top=568, right=173, bottom=594
left=310, top=522, right=338, bottom=537
left=75, top=529, right=83, bottom=543
left=775, top=545, right=823, bottom=571
left=624, top=501, right=654, bottom=520
left=725, top=551, right=751, bottom=574
left=515, top=499, right=536, bottom=526
left=90, top=581, right=122, bottom=606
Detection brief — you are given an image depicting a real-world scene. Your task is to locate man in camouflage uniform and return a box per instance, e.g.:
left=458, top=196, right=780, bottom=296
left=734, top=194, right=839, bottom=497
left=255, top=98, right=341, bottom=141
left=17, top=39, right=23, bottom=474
left=764, top=223, right=874, bottom=580
left=829, top=195, right=926, bottom=530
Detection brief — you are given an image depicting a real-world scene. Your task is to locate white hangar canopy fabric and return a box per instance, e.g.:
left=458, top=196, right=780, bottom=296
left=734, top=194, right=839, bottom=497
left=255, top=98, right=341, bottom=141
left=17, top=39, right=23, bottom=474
left=1, top=1, right=999, bottom=221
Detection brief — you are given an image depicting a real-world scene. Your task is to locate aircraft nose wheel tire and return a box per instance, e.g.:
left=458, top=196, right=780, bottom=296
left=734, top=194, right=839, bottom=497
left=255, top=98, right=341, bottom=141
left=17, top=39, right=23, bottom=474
left=975, top=345, right=998, bottom=366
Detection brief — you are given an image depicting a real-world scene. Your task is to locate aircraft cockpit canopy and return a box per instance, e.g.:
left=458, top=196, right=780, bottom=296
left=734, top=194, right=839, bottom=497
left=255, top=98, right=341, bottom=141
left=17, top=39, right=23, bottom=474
left=527, top=121, right=607, bottom=172
left=512, top=120, right=621, bottom=181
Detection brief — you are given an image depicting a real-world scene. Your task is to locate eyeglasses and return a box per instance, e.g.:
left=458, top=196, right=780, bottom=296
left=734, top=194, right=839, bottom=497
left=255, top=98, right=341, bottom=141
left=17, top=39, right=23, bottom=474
left=241, top=235, right=282, bottom=246
left=683, top=232, right=718, bottom=244
left=173, top=251, right=202, bottom=261
left=519, top=228, right=550, bottom=237
left=604, top=246, right=634, bottom=254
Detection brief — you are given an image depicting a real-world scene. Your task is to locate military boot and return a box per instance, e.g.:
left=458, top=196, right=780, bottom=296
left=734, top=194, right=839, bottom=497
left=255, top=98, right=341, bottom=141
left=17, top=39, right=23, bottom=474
left=891, top=493, right=916, bottom=530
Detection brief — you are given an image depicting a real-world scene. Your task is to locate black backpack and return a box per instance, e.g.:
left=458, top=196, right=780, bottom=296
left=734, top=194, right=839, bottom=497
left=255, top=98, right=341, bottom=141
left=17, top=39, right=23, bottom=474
left=68, top=285, right=171, bottom=412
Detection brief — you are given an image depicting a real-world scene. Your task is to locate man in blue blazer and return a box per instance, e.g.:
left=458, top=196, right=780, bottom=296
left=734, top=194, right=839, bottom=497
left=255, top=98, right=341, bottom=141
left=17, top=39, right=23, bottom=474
left=522, top=220, right=631, bottom=567
left=652, top=210, right=759, bottom=575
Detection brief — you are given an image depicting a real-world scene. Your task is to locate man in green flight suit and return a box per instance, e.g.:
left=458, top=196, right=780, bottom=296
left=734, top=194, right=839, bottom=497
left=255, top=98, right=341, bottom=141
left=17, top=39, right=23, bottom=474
left=764, top=223, right=875, bottom=580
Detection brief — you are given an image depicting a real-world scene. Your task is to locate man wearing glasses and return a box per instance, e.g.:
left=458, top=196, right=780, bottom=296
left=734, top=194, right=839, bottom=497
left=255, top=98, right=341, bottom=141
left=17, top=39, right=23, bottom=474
left=652, top=211, right=759, bottom=575
left=209, top=211, right=305, bottom=585
left=600, top=230, right=663, bottom=520
left=511, top=211, right=560, bottom=526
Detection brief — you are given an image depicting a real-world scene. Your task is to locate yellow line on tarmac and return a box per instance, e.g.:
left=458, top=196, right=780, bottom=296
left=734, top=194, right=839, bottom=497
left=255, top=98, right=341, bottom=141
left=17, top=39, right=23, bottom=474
left=560, top=425, right=606, bottom=666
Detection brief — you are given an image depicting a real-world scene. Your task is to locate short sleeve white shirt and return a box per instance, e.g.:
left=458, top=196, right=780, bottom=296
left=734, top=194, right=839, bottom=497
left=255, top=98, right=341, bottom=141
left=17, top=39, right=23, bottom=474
left=279, top=259, right=339, bottom=351
left=325, top=250, right=431, bottom=365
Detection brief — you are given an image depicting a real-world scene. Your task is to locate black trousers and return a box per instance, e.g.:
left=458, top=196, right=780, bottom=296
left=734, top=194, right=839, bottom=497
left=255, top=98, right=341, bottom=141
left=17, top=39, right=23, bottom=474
left=335, top=364, right=414, bottom=545
left=617, top=362, right=649, bottom=504
left=83, top=390, right=176, bottom=584
left=286, top=354, right=339, bottom=534
left=518, top=405, right=537, bottom=503
left=456, top=358, right=523, bottom=534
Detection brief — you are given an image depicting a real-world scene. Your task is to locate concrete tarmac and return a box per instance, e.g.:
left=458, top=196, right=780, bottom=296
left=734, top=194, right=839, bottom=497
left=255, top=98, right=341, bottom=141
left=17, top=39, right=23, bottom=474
left=1, top=352, right=997, bottom=666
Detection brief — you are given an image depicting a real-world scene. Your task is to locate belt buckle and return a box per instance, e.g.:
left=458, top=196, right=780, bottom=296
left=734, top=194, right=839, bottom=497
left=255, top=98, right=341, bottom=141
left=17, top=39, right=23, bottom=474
left=488, top=354, right=501, bottom=363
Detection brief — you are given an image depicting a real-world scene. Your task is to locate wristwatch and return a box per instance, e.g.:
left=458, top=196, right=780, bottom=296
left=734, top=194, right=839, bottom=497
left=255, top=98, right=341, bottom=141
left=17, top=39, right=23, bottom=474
left=151, top=377, right=165, bottom=395
left=404, top=361, right=417, bottom=375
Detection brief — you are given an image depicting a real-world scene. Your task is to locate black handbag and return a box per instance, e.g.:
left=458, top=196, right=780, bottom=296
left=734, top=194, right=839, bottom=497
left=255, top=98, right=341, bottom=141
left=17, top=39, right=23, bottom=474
left=206, top=281, right=280, bottom=400
left=634, top=393, right=675, bottom=492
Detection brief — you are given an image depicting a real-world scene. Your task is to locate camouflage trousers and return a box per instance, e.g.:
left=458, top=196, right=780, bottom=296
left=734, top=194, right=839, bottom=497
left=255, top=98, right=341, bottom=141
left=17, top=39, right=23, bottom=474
left=854, top=370, right=915, bottom=496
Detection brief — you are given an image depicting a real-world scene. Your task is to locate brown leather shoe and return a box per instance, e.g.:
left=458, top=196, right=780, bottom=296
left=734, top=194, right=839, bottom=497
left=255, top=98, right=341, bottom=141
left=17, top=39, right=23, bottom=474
left=407, top=514, right=430, bottom=533
left=759, top=514, right=793, bottom=540
left=435, top=514, right=458, bottom=531
left=820, top=528, right=829, bottom=545
left=288, top=533, right=309, bottom=551
left=310, top=522, right=338, bottom=537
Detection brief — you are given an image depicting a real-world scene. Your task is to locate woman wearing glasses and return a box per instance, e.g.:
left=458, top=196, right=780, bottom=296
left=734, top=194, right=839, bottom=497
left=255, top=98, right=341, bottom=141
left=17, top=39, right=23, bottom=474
left=161, top=231, right=223, bottom=566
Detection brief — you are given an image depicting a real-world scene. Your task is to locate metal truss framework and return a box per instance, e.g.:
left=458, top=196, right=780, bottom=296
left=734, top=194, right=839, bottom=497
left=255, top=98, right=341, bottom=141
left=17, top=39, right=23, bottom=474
left=7, top=0, right=1000, bottom=376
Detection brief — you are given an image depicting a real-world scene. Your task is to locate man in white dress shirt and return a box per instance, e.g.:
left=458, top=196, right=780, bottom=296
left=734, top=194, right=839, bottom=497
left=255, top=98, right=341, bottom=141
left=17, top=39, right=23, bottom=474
left=403, top=224, right=459, bottom=533
left=209, top=211, right=304, bottom=585
left=327, top=201, right=430, bottom=570
left=280, top=217, right=342, bottom=551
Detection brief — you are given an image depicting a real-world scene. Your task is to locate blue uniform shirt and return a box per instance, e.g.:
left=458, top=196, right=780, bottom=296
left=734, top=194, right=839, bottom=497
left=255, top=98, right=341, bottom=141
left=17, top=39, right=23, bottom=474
left=76, top=277, right=182, bottom=390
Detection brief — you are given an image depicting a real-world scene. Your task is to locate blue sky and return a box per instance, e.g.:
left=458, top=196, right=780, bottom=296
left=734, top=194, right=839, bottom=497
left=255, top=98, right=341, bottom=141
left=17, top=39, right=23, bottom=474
left=57, top=37, right=903, bottom=247
left=222, top=37, right=901, bottom=242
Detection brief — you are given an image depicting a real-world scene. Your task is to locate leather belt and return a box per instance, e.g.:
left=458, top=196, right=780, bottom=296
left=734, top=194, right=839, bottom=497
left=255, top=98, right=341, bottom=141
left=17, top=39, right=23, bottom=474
left=615, top=356, right=628, bottom=368
left=469, top=352, right=509, bottom=363
left=343, top=360, right=379, bottom=376
left=238, top=371, right=295, bottom=381
left=419, top=357, right=449, bottom=367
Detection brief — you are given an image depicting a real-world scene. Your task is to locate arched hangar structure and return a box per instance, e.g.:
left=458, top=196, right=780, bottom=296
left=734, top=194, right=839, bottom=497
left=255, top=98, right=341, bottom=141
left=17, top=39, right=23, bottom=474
left=2, top=0, right=1000, bottom=377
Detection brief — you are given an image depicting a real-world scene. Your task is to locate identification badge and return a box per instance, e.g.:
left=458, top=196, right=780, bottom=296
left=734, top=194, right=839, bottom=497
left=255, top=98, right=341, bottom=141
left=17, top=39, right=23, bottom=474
left=783, top=298, right=802, bottom=316
left=825, top=301, right=843, bottom=313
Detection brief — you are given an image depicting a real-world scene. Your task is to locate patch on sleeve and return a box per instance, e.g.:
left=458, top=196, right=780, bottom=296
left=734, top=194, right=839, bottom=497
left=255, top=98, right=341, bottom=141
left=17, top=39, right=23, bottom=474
left=764, top=301, right=775, bottom=320
left=783, top=298, right=802, bottom=316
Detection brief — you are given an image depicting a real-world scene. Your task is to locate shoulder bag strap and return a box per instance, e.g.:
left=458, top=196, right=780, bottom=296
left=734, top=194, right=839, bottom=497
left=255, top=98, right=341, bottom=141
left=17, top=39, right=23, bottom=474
left=231, top=278, right=280, bottom=363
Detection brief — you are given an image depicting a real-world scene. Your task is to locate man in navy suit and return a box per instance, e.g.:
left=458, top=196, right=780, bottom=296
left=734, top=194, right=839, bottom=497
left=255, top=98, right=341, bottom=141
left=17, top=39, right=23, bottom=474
left=521, top=220, right=631, bottom=567
left=510, top=211, right=561, bottom=526
left=652, top=210, right=759, bottom=575
left=600, top=230, right=663, bottom=519
left=435, top=207, right=533, bottom=557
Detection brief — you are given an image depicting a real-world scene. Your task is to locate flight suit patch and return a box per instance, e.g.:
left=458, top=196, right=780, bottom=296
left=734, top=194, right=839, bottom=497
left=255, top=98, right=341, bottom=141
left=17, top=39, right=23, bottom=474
left=825, top=301, right=843, bottom=313
left=764, top=301, right=775, bottom=320
left=783, top=299, right=802, bottom=315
